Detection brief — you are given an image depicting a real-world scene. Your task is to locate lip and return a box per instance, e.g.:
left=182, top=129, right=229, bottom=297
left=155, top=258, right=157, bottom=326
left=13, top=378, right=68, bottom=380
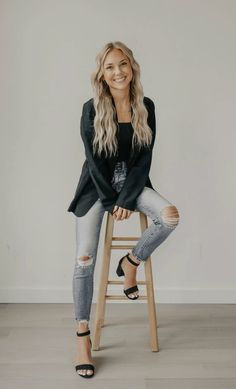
left=114, top=76, right=126, bottom=82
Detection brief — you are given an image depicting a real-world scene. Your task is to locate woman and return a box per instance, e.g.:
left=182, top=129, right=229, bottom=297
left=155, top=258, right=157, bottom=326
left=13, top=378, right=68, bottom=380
left=67, top=41, right=180, bottom=378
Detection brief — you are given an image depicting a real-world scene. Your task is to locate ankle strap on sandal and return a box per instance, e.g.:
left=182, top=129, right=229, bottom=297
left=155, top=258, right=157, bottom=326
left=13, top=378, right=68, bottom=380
left=126, top=253, right=140, bottom=266
left=76, top=329, right=90, bottom=337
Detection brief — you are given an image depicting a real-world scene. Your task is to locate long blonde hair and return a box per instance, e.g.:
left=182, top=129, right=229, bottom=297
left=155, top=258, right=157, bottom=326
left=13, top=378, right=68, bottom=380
left=90, top=41, right=153, bottom=158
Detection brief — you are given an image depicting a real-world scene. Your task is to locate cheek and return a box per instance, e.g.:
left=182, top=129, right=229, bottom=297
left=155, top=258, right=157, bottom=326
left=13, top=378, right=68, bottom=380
left=127, top=68, right=133, bottom=77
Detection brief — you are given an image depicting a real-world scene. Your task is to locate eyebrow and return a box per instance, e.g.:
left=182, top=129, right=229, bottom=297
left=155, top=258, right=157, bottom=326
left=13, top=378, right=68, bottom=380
left=104, top=59, right=127, bottom=66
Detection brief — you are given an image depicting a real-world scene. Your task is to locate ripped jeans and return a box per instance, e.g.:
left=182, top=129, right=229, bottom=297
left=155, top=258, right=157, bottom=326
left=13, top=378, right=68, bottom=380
left=72, top=161, right=180, bottom=324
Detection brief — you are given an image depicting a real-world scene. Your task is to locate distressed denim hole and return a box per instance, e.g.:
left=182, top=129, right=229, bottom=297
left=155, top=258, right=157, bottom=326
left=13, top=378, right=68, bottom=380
left=160, top=205, right=180, bottom=229
left=76, top=255, right=93, bottom=267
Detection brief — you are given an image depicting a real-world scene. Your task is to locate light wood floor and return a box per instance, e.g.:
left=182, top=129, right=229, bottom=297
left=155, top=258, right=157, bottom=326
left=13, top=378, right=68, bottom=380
left=0, top=303, right=236, bottom=388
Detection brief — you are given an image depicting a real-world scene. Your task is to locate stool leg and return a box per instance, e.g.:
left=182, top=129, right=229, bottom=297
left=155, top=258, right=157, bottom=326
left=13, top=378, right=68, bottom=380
left=93, top=212, right=114, bottom=350
left=139, top=212, right=159, bottom=352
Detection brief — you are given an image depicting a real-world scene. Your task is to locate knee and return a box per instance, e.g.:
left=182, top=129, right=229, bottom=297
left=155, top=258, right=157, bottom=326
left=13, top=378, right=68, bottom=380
left=160, top=205, right=180, bottom=229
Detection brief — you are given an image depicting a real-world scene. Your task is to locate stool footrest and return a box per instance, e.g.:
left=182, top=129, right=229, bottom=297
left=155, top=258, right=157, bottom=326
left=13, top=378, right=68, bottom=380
left=105, top=295, right=147, bottom=300
left=112, top=237, right=140, bottom=241
left=111, top=244, right=136, bottom=249
left=108, top=280, right=147, bottom=285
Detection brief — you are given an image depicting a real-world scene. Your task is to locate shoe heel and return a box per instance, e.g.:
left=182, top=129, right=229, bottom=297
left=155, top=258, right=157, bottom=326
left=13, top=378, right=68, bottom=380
left=116, top=258, right=124, bottom=277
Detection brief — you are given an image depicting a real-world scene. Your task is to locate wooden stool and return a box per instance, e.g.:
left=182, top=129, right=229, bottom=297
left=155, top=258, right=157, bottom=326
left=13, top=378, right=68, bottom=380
left=92, top=210, right=159, bottom=352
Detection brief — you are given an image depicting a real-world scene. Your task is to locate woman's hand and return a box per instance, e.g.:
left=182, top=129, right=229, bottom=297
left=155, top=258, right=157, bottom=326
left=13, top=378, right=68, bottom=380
left=112, top=205, right=134, bottom=221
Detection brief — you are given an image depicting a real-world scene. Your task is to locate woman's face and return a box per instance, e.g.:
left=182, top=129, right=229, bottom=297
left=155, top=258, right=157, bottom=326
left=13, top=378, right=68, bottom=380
left=102, top=48, right=133, bottom=92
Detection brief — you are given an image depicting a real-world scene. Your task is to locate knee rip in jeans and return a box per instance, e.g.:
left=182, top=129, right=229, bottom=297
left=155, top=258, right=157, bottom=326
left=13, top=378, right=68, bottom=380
left=160, top=205, right=180, bottom=229
left=76, top=255, right=93, bottom=267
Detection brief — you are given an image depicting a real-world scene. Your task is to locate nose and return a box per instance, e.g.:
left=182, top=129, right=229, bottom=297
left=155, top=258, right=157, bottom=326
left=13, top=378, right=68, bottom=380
left=114, top=72, right=124, bottom=78
left=114, top=66, right=124, bottom=75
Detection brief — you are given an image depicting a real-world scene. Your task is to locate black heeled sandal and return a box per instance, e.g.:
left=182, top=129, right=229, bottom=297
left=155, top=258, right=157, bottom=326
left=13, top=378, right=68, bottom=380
left=75, top=329, right=95, bottom=378
left=116, top=252, right=140, bottom=300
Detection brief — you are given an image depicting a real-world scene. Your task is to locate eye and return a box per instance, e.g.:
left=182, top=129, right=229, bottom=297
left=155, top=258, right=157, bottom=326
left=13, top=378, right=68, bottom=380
left=106, top=66, right=112, bottom=69
left=121, top=62, right=127, bottom=65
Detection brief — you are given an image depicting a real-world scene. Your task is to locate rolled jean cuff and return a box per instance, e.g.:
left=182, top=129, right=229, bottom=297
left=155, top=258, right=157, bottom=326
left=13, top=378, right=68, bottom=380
left=131, top=249, right=143, bottom=262
left=76, top=319, right=89, bottom=324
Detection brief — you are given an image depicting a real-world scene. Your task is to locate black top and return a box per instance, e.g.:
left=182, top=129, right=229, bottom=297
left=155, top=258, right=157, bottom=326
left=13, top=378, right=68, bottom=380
left=117, top=122, right=133, bottom=162
left=67, top=96, right=157, bottom=217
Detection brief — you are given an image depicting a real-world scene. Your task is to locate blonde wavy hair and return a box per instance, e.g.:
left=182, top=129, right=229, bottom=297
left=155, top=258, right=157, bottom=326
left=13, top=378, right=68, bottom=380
left=90, top=41, right=153, bottom=158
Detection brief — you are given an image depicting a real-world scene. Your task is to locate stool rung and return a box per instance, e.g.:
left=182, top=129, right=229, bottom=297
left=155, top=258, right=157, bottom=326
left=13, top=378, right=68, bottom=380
left=111, top=244, right=135, bottom=249
left=108, top=280, right=147, bottom=285
left=105, top=295, right=147, bottom=300
left=112, top=237, right=140, bottom=241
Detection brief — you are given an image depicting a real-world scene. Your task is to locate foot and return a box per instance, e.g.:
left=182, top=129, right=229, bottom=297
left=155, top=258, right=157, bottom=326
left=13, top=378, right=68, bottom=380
left=75, top=324, right=94, bottom=377
left=121, top=253, right=140, bottom=298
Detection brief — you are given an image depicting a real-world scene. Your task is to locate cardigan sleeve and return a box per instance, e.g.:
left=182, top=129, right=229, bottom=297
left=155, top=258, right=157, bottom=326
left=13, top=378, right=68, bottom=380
left=115, top=99, right=156, bottom=211
left=80, top=103, right=118, bottom=214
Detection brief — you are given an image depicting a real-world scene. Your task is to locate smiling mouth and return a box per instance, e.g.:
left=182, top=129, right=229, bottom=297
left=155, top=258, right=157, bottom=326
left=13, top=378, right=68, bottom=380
left=114, top=77, right=126, bottom=83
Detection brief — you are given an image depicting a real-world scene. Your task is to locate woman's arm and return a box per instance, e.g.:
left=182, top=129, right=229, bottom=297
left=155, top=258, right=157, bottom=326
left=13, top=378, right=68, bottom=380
left=115, top=99, right=156, bottom=211
left=80, top=102, right=118, bottom=213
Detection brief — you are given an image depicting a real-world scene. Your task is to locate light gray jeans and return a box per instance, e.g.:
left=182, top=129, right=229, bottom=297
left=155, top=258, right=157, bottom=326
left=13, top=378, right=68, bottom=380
left=72, top=161, right=179, bottom=324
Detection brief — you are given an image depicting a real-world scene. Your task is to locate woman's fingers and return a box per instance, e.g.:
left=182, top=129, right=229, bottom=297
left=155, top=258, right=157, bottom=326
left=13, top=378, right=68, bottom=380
left=113, top=206, right=121, bottom=220
left=127, top=211, right=133, bottom=219
left=112, top=205, right=119, bottom=214
left=112, top=205, right=119, bottom=220
left=113, top=207, right=133, bottom=221
left=126, top=209, right=134, bottom=219
left=121, top=209, right=128, bottom=220
left=116, top=207, right=124, bottom=220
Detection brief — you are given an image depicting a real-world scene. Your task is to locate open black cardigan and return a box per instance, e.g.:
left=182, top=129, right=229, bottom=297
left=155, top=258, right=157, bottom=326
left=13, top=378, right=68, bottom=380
left=67, top=96, right=157, bottom=217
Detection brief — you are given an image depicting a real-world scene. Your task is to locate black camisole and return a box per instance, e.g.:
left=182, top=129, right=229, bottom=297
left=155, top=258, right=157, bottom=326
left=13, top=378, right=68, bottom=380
left=116, top=122, right=133, bottom=162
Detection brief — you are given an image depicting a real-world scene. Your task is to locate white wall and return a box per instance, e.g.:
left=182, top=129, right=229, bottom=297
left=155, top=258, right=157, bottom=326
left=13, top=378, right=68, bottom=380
left=1, top=0, right=235, bottom=303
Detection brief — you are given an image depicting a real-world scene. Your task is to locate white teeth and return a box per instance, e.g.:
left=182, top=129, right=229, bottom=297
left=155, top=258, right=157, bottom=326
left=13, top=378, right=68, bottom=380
left=114, top=77, right=126, bottom=82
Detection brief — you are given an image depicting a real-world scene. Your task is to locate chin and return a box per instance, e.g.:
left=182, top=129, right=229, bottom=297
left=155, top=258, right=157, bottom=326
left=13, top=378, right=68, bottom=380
left=111, top=81, right=130, bottom=89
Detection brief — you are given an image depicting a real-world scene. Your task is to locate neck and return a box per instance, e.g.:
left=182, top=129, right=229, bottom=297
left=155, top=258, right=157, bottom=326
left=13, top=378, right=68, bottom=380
left=110, top=87, right=130, bottom=108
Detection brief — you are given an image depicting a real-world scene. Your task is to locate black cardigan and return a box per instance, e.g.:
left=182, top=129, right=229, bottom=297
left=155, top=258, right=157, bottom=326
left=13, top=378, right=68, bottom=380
left=67, top=96, right=157, bottom=217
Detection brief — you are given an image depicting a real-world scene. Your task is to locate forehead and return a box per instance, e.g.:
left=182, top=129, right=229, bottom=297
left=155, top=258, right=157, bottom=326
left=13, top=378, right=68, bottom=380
left=104, top=48, right=128, bottom=65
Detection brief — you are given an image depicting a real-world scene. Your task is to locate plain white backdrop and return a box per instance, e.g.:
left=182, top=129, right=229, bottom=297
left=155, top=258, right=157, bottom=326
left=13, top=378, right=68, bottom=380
left=0, top=0, right=235, bottom=303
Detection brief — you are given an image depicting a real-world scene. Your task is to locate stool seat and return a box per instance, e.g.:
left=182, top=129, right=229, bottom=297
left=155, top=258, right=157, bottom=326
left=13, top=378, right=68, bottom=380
left=92, top=210, right=159, bottom=352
